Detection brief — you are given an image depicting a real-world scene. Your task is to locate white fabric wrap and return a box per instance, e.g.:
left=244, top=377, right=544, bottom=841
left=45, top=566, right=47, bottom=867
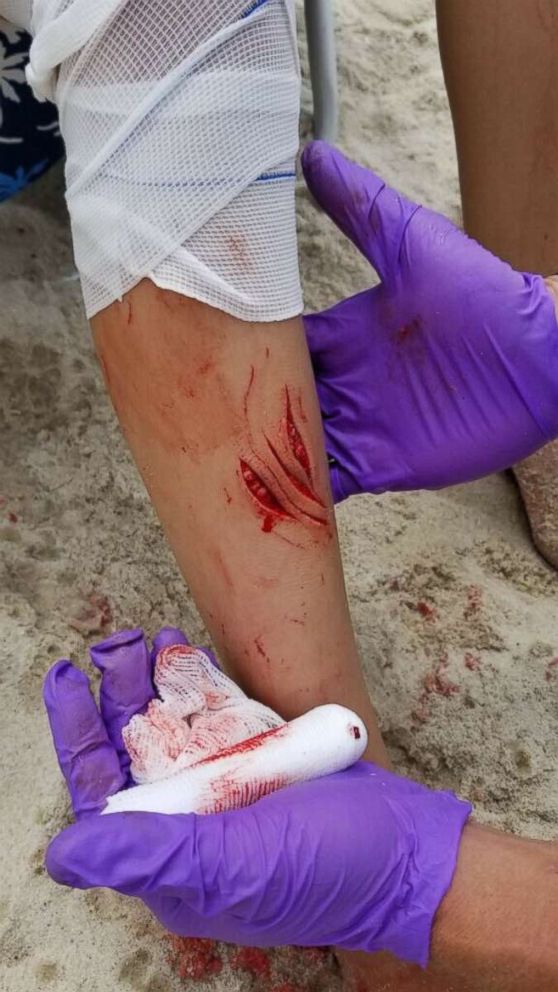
left=12, top=0, right=303, bottom=320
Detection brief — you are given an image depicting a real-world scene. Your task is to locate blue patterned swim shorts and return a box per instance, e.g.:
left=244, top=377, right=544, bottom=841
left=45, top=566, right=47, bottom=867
left=0, top=18, right=63, bottom=202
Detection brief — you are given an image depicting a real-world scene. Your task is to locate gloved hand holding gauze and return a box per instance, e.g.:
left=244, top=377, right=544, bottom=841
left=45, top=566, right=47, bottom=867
left=15, top=0, right=302, bottom=320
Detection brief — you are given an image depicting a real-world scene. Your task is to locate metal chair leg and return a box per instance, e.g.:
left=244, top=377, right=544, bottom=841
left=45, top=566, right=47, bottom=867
left=304, top=0, right=338, bottom=143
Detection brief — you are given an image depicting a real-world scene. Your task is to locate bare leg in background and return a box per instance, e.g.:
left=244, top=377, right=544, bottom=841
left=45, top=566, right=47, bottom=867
left=341, top=5, right=558, bottom=988
left=437, top=0, right=558, bottom=568
left=92, top=281, right=388, bottom=766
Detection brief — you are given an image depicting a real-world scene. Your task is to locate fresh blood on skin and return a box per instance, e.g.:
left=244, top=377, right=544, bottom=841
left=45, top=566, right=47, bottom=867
left=240, top=379, right=327, bottom=530
left=198, top=357, right=215, bottom=377
left=265, top=436, right=325, bottom=507
left=285, top=388, right=312, bottom=481
left=243, top=364, right=255, bottom=418
left=239, top=458, right=294, bottom=532
left=296, top=392, right=308, bottom=424
left=260, top=453, right=328, bottom=528
left=254, top=635, right=270, bottom=662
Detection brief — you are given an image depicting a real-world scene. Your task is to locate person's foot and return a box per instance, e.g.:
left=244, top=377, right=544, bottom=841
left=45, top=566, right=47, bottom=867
left=514, top=441, right=558, bottom=570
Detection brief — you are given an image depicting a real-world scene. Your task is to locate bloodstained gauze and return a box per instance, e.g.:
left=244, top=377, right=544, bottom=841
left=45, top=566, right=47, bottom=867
left=285, top=388, right=312, bottom=481
left=201, top=772, right=288, bottom=814
left=193, top=724, right=285, bottom=766
left=239, top=458, right=294, bottom=531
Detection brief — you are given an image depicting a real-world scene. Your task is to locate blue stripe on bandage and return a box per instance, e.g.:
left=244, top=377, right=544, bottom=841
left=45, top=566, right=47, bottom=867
left=242, top=0, right=273, bottom=17
left=105, top=171, right=295, bottom=189
left=256, top=170, right=296, bottom=182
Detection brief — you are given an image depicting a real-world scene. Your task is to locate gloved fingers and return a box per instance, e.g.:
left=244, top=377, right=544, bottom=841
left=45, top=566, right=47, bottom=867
left=45, top=805, right=278, bottom=934
left=304, top=289, right=377, bottom=372
left=43, top=661, right=124, bottom=818
left=328, top=462, right=357, bottom=504
left=151, top=626, right=190, bottom=666
left=46, top=812, right=204, bottom=898
left=303, top=310, right=340, bottom=365
left=301, top=140, right=420, bottom=282
left=90, top=628, right=154, bottom=779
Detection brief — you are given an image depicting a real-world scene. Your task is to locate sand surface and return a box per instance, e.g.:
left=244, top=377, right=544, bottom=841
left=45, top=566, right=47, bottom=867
left=1, top=1, right=557, bottom=990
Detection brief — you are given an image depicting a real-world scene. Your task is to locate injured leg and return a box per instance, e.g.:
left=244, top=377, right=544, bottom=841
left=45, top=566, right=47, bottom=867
left=13, top=0, right=386, bottom=762
left=92, top=284, right=388, bottom=765
left=437, top=0, right=558, bottom=569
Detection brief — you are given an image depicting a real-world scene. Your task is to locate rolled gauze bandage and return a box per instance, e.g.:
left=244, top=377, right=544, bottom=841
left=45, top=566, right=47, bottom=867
left=103, top=705, right=367, bottom=815
left=102, top=644, right=367, bottom=815
left=22, top=0, right=302, bottom=321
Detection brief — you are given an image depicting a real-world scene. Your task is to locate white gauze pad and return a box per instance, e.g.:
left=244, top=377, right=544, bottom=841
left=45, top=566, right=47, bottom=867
left=103, top=644, right=367, bottom=815
left=21, top=0, right=302, bottom=321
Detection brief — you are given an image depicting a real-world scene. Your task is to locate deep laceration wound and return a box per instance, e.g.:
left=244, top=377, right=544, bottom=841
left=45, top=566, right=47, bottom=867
left=2, top=0, right=302, bottom=320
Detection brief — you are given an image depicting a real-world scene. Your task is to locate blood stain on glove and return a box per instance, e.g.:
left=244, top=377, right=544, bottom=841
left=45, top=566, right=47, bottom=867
left=395, top=316, right=422, bottom=345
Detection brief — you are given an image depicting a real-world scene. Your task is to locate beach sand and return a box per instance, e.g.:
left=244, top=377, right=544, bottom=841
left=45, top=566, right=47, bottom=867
left=1, top=1, right=557, bottom=990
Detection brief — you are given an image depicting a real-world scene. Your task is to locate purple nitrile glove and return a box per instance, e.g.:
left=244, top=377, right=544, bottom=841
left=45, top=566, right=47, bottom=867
left=89, top=628, right=155, bottom=781
left=43, top=628, right=471, bottom=968
left=302, top=141, right=558, bottom=501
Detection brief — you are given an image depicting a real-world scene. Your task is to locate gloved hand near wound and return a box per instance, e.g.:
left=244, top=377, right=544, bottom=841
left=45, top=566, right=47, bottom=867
left=303, top=142, right=558, bottom=502
left=44, top=627, right=471, bottom=968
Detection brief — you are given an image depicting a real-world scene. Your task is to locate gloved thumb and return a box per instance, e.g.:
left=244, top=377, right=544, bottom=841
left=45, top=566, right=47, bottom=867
left=46, top=812, right=204, bottom=897
left=301, top=140, right=420, bottom=282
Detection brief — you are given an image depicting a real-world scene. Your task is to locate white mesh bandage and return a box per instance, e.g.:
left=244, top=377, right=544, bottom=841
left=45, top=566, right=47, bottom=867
left=124, top=644, right=285, bottom=784
left=17, top=0, right=302, bottom=320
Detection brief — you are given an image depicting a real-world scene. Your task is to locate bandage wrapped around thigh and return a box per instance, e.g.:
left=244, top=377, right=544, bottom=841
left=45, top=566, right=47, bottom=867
left=17, top=0, right=302, bottom=320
